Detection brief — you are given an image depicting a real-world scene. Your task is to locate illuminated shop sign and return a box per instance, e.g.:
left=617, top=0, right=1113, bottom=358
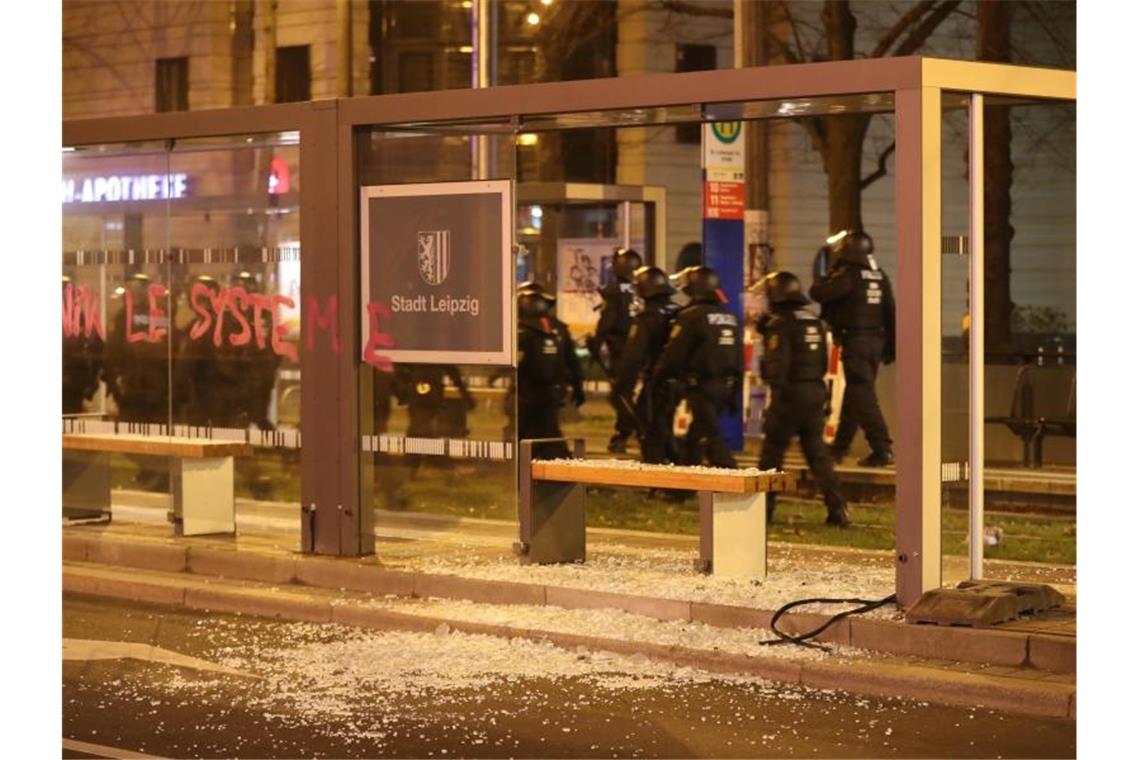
left=61, top=173, right=190, bottom=204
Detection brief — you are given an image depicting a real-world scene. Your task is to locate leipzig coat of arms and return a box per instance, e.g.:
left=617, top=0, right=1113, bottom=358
left=417, top=230, right=451, bottom=286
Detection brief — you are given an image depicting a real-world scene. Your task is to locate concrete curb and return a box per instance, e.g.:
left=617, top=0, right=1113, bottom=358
left=63, top=531, right=1075, bottom=674
left=63, top=562, right=1075, bottom=720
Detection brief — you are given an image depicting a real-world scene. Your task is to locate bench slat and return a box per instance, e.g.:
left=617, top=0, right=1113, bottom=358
left=531, top=461, right=795, bottom=493
left=62, top=434, right=252, bottom=459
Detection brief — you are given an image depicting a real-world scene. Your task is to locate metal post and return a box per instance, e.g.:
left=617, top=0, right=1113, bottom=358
left=894, top=87, right=943, bottom=607
left=621, top=200, right=631, bottom=250
left=471, top=0, right=492, bottom=179
left=968, top=93, right=985, bottom=579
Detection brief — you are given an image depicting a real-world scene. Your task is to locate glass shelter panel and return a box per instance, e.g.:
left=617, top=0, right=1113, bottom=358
left=939, top=95, right=1076, bottom=579
left=62, top=134, right=302, bottom=538
left=983, top=100, right=1075, bottom=570
left=356, top=127, right=518, bottom=524
left=63, top=144, right=174, bottom=510
left=166, top=134, right=302, bottom=508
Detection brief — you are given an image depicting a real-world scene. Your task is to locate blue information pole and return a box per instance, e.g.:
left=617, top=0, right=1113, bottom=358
left=701, top=122, right=746, bottom=452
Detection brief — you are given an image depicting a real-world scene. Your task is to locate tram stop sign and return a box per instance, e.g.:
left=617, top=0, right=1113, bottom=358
left=360, top=180, right=514, bottom=365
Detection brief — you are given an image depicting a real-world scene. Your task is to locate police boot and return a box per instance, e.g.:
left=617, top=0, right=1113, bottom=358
left=830, top=444, right=848, bottom=465
left=857, top=450, right=894, bottom=467
left=824, top=494, right=850, bottom=527
left=825, top=505, right=851, bottom=528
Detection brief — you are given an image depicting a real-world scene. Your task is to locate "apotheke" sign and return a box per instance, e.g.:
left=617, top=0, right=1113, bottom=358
left=62, top=173, right=190, bottom=204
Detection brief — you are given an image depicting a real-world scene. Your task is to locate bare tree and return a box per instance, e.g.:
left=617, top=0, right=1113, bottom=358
left=977, top=0, right=1014, bottom=354
left=767, top=0, right=963, bottom=232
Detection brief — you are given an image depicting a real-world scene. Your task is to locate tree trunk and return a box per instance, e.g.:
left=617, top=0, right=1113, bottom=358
left=824, top=114, right=870, bottom=232
left=978, top=0, right=1015, bottom=355
left=819, top=2, right=865, bottom=232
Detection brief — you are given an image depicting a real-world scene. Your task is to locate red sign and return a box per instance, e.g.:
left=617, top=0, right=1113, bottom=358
left=268, top=156, right=291, bottom=195
left=703, top=181, right=745, bottom=220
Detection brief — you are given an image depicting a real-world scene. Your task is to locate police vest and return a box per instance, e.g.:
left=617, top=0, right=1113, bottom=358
left=832, top=263, right=887, bottom=331
left=690, top=304, right=741, bottom=380
left=789, top=309, right=829, bottom=381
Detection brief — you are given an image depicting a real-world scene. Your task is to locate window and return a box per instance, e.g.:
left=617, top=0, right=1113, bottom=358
left=154, top=57, right=189, bottom=112
left=675, top=44, right=717, bottom=144
left=276, top=46, right=311, bottom=103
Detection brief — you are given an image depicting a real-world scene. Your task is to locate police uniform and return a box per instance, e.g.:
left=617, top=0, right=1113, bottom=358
left=518, top=289, right=579, bottom=460
left=652, top=266, right=741, bottom=469
left=809, top=231, right=896, bottom=466
left=592, top=248, right=642, bottom=452
left=757, top=272, right=849, bottom=526
left=613, top=267, right=679, bottom=464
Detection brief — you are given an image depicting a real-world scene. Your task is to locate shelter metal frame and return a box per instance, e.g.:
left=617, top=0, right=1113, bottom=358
left=63, top=56, right=1076, bottom=607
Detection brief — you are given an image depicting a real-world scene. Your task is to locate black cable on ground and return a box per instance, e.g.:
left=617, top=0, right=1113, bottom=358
left=758, top=594, right=898, bottom=652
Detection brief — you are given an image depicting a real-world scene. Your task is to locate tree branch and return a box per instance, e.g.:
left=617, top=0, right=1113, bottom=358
left=797, top=116, right=829, bottom=156
left=860, top=140, right=896, bottom=190
left=655, top=0, right=733, bottom=20
left=870, top=0, right=936, bottom=58
left=893, top=0, right=963, bottom=56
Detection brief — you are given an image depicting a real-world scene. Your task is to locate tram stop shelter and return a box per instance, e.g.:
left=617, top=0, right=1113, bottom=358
left=62, top=56, right=1077, bottom=609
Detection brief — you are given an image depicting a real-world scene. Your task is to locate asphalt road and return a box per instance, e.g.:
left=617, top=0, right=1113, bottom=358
left=62, top=595, right=1075, bottom=759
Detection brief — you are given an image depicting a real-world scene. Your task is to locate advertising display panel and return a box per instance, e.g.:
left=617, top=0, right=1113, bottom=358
left=360, top=180, right=513, bottom=365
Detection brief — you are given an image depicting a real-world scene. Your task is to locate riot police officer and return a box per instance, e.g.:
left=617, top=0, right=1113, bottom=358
left=652, top=265, right=742, bottom=469
left=613, top=266, right=680, bottom=465
left=517, top=285, right=583, bottom=460
left=810, top=230, right=896, bottom=467
left=590, top=247, right=642, bottom=453
left=518, top=281, right=585, bottom=409
left=756, top=271, right=850, bottom=527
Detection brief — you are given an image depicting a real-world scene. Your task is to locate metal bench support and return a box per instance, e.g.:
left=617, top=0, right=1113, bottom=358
left=698, top=490, right=768, bottom=578
left=171, top=457, right=237, bottom=536
left=63, top=450, right=111, bottom=524
left=517, top=438, right=586, bottom=564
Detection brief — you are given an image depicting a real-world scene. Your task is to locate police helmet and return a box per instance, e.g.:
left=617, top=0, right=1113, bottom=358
left=759, top=271, right=809, bottom=306
left=517, top=288, right=554, bottom=319
left=611, top=248, right=643, bottom=281
left=633, top=266, right=675, bottom=300
left=679, top=265, right=720, bottom=301
left=827, top=229, right=874, bottom=266
left=675, top=242, right=703, bottom=272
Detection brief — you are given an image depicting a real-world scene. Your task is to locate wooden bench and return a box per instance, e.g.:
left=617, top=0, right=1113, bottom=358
left=516, top=439, right=797, bottom=578
left=62, top=434, right=252, bottom=536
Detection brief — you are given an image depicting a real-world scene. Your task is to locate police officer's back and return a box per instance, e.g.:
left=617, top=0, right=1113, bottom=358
left=757, top=271, right=849, bottom=527
left=517, top=286, right=581, bottom=459
left=613, top=266, right=679, bottom=464
left=809, top=230, right=896, bottom=466
left=592, top=248, right=642, bottom=452
left=652, top=266, right=741, bottom=469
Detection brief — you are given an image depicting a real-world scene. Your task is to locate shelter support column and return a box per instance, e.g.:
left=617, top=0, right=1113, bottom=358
left=893, top=87, right=942, bottom=607
left=300, top=101, right=373, bottom=556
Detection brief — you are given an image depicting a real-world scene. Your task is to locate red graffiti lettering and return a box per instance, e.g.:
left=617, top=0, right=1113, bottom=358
left=363, top=300, right=395, bottom=372
left=79, top=286, right=104, bottom=340
left=146, top=284, right=168, bottom=342
left=249, top=293, right=272, bottom=349
left=125, top=291, right=149, bottom=343
left=227, top=287, right=252, bottom=347
left=270, top=294, right=299, bottom=362
left=304, top=295, right=340, bottom=354
left=62, top=283, right=75, bottom=338
left=188, top=283, right=215, bottom=342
